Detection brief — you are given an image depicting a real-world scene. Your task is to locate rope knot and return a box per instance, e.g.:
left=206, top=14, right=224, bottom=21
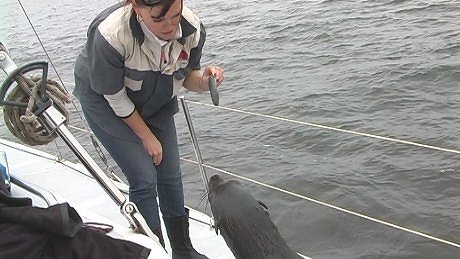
left=3, top=74, right=71, bottom=146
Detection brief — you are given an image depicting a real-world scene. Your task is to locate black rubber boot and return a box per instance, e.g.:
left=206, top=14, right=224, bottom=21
left=163, top=208, right=209, bottom=259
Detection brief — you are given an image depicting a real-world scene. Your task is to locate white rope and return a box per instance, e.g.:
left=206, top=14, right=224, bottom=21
left=185, top=100, right=460, bottom=155
left=181, top=157, right=460, bottom=248
left=68, top=125, right=91, bottom=133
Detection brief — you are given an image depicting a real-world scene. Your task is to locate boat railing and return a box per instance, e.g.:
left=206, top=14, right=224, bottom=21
left=58, top=95, right=460, bottom=249
left=177, top=99, right=460, bottom=249
left=10, top=173, right=59, bottom=206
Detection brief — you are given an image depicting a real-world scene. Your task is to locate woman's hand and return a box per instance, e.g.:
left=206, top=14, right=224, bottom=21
left=183, top=66, right=225, bottom=92
left=201, top=65, right=224, bottom=89
left=141, top=133, right=163, bottom=165
left=122, top=110, right=163, bottom=165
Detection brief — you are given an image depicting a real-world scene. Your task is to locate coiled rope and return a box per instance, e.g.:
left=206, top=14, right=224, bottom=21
left=14, top=0, right=116, bottom=173
left=3, top=74, right=71, bottom=146
left=2, top=0, right=72, bottom=147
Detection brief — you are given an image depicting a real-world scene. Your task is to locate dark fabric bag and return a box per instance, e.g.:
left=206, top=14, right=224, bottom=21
left=0, top=180, right=150, bottom=259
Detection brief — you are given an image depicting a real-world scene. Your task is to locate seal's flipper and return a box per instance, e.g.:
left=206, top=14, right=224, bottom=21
left=213, top=218, right=220, bottom=235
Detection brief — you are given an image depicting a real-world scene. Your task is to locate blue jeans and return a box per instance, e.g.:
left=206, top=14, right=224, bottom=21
left=83, top=111, right=185, bottom=231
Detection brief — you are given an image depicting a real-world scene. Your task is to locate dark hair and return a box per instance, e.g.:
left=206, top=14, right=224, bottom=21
left=126, top=0, right=177, bottom=17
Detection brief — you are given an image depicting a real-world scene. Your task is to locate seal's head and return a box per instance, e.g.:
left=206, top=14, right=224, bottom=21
left=208, top=174, right=225, bottom=194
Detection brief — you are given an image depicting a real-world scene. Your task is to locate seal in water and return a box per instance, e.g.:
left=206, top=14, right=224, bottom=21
left=207, top=174, right=303, bottom=259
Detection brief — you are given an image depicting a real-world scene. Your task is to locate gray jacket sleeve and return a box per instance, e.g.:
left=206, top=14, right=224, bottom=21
left=187, top=22, right=206, bottom=72
left=86, top=28, right=135, bottom=117
left=86, top=28, right=125, bottom=95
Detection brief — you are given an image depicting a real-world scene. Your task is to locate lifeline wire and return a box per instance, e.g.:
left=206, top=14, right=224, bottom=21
left=181, top=157, right=460, bottom=248
left=185, top=100, right=460, bottom=155
left=67, top=98, right=460, bottom=247
left=180, top=99, right=460, bottom=248
left=5, top=88, right=458, bottom=248
left=5, top=133, right=458, bottom=248
left=26, top=94, right=460, bottom=247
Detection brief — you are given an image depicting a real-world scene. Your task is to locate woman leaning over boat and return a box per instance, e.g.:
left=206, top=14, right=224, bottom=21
left=73, top=0, right=224, bottom=258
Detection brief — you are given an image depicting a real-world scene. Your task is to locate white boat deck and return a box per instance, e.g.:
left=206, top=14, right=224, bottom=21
left=0, top=138, right=234, bottom=259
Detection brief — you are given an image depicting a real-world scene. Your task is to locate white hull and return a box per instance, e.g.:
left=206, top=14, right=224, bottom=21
left=1, top=138, right=234, bottom=259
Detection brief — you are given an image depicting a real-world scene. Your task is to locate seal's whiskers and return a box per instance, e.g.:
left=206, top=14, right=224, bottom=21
left=195, top=190, right=210, bottom=213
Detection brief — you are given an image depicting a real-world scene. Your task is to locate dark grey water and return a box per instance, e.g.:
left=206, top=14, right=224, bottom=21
left=1, top=0, right=460, bottom=258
